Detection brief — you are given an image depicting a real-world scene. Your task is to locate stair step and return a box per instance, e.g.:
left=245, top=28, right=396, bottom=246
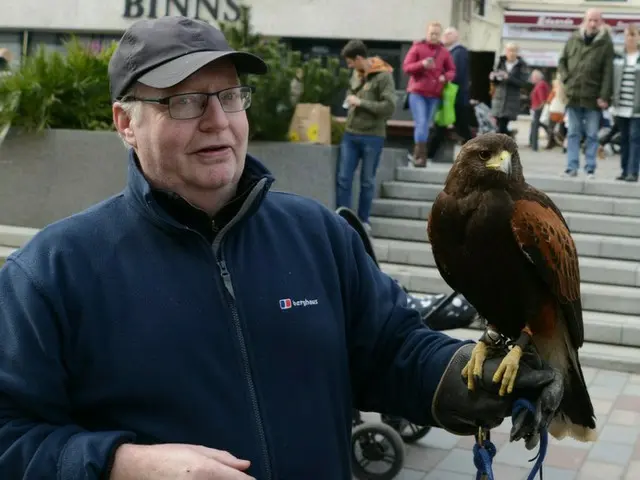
left=373, top=238, right=640, bottom=288
left=0, top=225, right=39, bottom=248
left=395, top=166, right=640, bottom=199
left=444, top=328, right=640, bottom=374
left=373, top=197, right=640, bottom=238
left=408, top=291, right=640, bottom=348
left=370, top=216, right=640, bottom=262
left=379, top=262, right=640, bottom=317
left=381, top=182, right=640, bottom=218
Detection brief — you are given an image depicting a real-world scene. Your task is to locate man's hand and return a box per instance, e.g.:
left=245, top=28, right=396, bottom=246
left=597, top=98, right=608, bottom=109
left=346, top=95, right=361, bottom=107
left=110, top=443, right=255, bottom=480
left=432, top=343, right=563, bottom=450
left=439, top=75, right=445, bottom=83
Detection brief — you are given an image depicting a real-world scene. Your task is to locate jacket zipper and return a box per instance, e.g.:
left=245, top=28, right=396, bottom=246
left=212, top=178, right=272, bottom=480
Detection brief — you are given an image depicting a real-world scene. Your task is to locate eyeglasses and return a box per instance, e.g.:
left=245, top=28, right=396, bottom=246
left=125, top=85, right=255, bottom=120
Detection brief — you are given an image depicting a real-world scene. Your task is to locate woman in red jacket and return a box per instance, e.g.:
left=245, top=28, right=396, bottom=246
left=402, top=21, right=456, bottom=167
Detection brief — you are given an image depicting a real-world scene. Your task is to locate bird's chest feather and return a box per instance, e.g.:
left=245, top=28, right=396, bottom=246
left=431, top=190, right=544, bottom=333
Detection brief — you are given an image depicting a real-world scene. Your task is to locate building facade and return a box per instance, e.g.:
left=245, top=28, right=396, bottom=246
left=0, top=0, right=512, bottom=91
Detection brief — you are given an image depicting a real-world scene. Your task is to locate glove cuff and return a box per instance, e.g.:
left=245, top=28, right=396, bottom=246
left=431, top=343, right=477, bottom=436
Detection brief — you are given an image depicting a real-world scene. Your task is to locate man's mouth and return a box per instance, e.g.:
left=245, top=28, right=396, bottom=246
left=194, top=145, right=231, bottom=154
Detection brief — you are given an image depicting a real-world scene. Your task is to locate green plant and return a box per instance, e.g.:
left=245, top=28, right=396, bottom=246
left=220, top=6, right=349, bottom=141
left=0, top=38, right=117, bottom=132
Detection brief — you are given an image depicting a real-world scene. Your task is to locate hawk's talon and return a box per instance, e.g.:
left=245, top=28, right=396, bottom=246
left=492, top=345, right=523, bottom=396
left=462, top=341, right=488, bottom=391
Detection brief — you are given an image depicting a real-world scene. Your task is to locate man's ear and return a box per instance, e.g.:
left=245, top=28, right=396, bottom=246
left=113, top=102, right=138, bottom=148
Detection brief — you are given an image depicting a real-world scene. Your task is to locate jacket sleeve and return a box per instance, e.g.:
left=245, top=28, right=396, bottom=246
left=443, top=51, right=456, bottom=82
left=557, top=41, right=570, bottom=81
left=506, top=62, right=529, bottom=88
left=600, top=39, right=615, bottom=102
left=340, top=221, right=470, bottom=426
left=358, top=72, right=397, bottom=118
left=0, top=258, right=136, bottom=479
left=402, top=45, right=425, bottom=75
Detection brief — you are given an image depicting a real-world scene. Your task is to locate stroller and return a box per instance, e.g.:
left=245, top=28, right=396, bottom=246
left=471, top=100, right=517, bottom=139
left=337, top=207, right=477, bottom=480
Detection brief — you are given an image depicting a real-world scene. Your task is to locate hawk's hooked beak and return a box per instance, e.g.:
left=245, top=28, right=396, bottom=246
left=486, top=150, right=512, bottom=175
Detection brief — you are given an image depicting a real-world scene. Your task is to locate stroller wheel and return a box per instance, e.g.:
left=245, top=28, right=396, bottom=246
left=381, top=414, right=432, bottom=444
left=351, top=422, right=405, bottom=480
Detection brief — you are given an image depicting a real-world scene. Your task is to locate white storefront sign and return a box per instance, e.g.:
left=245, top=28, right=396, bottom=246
left=0, top=0, right=451, bottom=43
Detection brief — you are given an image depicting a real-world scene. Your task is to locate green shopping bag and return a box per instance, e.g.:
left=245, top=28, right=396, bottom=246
left=434, top=82, right=459, bottom=127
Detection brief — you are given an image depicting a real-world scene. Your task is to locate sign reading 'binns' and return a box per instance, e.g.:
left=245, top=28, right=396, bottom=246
left=123, top=0, right=241, bottom=23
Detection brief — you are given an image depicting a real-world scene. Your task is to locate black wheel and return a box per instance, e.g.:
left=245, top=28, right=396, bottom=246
left=380, top=415, right=432, bottom=444
left=351, top=422, right=405, bottom=480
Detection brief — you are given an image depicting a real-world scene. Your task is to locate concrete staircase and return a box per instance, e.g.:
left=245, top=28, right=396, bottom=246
left=370, top=163, right=640, bottom=372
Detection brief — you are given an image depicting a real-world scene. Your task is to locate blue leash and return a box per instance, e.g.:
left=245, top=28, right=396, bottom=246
left=473, top=398, right=548, bottom=480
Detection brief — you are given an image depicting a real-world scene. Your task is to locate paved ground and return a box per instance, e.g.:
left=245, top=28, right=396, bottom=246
left=359, top=366, right=640, bottom=479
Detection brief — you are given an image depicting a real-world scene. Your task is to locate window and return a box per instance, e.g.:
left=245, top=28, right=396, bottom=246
left=473, top=0, right=486, bottom=17
left=0, top=32, right=24, bottom=67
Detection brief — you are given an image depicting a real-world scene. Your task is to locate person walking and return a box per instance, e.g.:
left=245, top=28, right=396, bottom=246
left=402, top=21, right=456, bottom=167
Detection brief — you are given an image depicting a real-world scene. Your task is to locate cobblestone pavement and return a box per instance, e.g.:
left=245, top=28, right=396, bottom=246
left=360, top=367, right=640, bottom=479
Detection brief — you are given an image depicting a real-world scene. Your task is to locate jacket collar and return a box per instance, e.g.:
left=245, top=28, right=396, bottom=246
left=123, top=148, right=275, bottom=237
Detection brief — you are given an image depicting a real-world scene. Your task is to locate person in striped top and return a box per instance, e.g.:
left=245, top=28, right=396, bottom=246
left=612, top=24, right=640, bottom=182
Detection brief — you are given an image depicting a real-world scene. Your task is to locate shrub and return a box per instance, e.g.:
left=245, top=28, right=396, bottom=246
left=0, top=7, right=349, bottom=141
left=0, top=38, right=117, bottom=131
left=219, top=6, right=350, bottom=141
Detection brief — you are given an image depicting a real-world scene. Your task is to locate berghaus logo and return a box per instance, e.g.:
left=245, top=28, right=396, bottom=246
left=279, top=298, right=319, bottom=310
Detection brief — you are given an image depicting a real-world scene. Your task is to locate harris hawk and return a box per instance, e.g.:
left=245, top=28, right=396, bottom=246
left=427, top=133, right=596, bottom=443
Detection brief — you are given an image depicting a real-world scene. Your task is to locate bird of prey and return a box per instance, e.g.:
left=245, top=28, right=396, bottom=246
left=427, top=133, right=596, bottom=443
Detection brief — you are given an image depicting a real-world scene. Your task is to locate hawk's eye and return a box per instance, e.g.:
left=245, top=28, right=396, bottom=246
left=478, top=150, right=492, bottom=161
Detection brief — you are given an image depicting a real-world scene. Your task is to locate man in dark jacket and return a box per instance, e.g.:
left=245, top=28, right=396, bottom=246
left=426, top=27, right=474, bottom=160
left=557, top=8, right=615, bottom=178
left=0, top=17, right=559, bottom=480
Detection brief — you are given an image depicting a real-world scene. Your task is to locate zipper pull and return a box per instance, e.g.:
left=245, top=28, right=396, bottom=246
left=218, top=260, right=236, bottom=299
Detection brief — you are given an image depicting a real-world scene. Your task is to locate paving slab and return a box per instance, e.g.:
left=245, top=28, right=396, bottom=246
left=355, top=359, right=640, bottom=478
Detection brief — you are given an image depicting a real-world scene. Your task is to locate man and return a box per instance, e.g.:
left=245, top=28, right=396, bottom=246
left=337, top=39, right=396, bottom=234
left=426, top=26, right=473, bottom=160
left=0, top=17, right=557, bottom=479
left=528, top=69, right=551, bottom=151
left=557, top=8, right=615, bottom=178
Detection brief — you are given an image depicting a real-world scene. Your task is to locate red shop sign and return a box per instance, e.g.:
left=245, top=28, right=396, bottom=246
left=504, top=11, right=640, bottom=30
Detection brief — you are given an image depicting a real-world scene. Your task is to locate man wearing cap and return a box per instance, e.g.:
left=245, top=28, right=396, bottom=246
left=0, top=16, right=561, bottom=480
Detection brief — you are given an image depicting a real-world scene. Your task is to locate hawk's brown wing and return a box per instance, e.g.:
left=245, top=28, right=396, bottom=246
left=510, top=188, right=584, bottom=347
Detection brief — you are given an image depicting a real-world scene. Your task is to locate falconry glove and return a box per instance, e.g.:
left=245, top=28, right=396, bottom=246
left=431, top=342, right=564, bottom=448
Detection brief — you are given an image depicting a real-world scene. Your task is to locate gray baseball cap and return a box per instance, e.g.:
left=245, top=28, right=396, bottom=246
left=108, top=16, right=268, bottom=101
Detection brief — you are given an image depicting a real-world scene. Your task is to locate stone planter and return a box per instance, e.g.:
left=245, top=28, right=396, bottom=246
left=0, top=128, right=408, bottom=229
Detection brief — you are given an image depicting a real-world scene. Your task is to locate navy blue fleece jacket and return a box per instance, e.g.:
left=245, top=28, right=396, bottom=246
left=0, top=152, right=466, bottom=479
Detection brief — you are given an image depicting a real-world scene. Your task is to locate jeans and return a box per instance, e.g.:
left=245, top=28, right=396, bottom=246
left=617, top=116, right=640, bottom=177
left=529, top=108, right=549, bottom=151
left=408, top=93, right=440, bottom=143
left=336, top=132, right=385, bottom=223
left=566, top=107, right=601, bottom=173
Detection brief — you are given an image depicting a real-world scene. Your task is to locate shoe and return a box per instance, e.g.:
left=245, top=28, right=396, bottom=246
left=562, top=170, right=578, bottom=178
left=625, top=174, right=639, bottom=182
left=616, top=173, right=627, bottom=181
left=585, top=171, right=596, bottom=180
left=411, top=142, right=427, bottom=168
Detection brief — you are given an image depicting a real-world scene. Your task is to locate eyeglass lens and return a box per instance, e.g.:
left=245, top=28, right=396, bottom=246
left=169, top=86, right=252, bottom=119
